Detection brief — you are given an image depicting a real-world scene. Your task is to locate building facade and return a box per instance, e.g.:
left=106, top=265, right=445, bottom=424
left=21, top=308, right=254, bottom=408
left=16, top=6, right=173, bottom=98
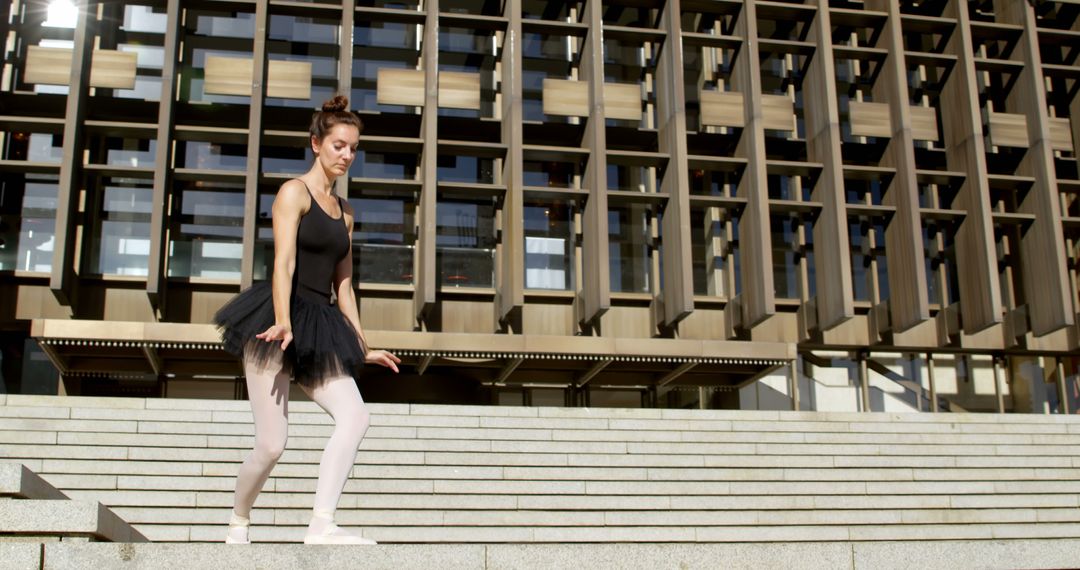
left=0, top=0, right=1078, bottom=412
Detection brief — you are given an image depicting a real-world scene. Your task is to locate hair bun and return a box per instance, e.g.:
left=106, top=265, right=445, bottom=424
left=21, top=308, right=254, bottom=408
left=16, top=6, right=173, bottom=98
left=321, top=95, right=349, bottom=113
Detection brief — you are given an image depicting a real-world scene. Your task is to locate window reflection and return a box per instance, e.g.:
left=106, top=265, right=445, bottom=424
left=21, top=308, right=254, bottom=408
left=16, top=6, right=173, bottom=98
left=436, top=200, right=495, bottom=287
left=168, top=183, right=244, bottom=280
left=0, top=177, right=58, bottom=273
left=88, top=179, right=153, bottom=276
left=608, top=204, right=651, bottom=293
left=524, top=200, right=574, bottom=290
left=351, top=197, right=415, bottom=285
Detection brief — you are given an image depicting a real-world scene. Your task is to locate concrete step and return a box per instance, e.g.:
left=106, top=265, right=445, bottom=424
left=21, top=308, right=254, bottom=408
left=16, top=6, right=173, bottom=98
left=6, top=540, right=1080, bottom=570
left=105, top=506, right=1080, bottom=527
left=0, top=500, right=147, bottom=543
left=38, top=471, right=1080, bottom=494
left=5, top=404, right=1080, bottom=434
left=5, top=395, right=1080, bottom=550
left=156, top=521, right=1080, bottom=543
left=0, top=463, right=67, bottom=500
left=8, top=442, right=1080, bottom=470
left=20, top=458, right=1080, bottom=483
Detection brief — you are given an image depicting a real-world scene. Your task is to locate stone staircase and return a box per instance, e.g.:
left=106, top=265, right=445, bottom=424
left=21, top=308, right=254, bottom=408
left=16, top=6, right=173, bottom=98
left=2, top=393, right=1080, bottom=568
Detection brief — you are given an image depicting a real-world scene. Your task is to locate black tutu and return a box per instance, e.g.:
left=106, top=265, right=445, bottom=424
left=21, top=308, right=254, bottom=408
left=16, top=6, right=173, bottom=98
left=213, top=282, right=366, bottom=387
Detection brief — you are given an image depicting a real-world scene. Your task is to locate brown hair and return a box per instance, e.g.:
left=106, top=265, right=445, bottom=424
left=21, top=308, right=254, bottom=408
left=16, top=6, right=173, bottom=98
left=309, top=95, right=364, bottom=140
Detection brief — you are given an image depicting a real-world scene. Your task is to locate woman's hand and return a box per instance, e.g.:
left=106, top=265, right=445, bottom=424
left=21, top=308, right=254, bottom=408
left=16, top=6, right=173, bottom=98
left=256, top=324, right=294, bottom=351
left=365, top=349, right=401, bottom=373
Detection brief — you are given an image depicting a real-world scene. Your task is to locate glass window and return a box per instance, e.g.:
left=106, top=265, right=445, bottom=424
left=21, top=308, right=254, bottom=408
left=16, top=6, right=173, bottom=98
left=351, top=196, right=415, bottom=285
left=352, top=19, right=423, bottom=114
left=437, top=155, right=494, bottom=184
left=690, top=206, right=736, bottom=298
left=181, top=141, right=248, bottom=171
left=267, top=14, right=340, bottom=110
left=436, top=200, right=495, bottom=287
left=923, top=222, right=960, bottom=306
left=524, top=200, right=575, bottom=290
left=0, top=176, right=58, bottom=273
left=168, top=183, right=244, bottom=280
left=351, top=150, right=417, bottom=180
left=771, top=215, right=801, bottom=299
left=608, top=204, right=651, bottom=293
left=87, top=179, right=153, bottom=276
left=850, top=219, right=890, bottom=303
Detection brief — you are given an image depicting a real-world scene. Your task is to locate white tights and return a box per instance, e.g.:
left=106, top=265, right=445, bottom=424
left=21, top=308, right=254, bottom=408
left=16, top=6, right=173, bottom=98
left=229, top=351, right=370, bottom=541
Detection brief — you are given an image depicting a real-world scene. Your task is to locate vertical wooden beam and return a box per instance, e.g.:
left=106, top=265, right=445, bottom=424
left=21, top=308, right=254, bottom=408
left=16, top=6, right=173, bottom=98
left=497, top=0, right=524, bottom=327
left=414, top=0, right=439, bottom=325
left=240, top=1, right=270, bottom=290
left=577, top=0, right=610, bottom=328
left=50, top=1, right=94, bottom=308
left=655, top=0, right=694, bottom=330
left=858, top=351, right=870, bottom=412
left=337, top=0, right=356, bottom=199
left=147, top=0, right=182, bottom=316
left=805, top=0, right=854, bottom=330
left=927, top=352, right=938, bottom=413
left=993, top=355, right=1006, bottom=413
left=1056, top=357, right=1070, bottom=415
left=789, top=358, right=800, bottom=411
left=866, top=0, right=930, bottom=332
left=999, top=2, right=1074, bottom=336
left=938, top=0, right=1002, bottom=333
left=732, top=0, right=774, bottom=328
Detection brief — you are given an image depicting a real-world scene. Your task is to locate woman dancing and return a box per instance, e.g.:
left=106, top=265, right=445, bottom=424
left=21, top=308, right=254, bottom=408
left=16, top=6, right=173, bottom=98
left=214, top=95, right=400, bottom=545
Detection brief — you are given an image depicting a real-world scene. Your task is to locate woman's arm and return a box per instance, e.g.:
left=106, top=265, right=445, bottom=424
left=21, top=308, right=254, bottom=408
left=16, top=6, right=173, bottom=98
left=255, top=180, right=308, bottom=350
left=333, top=202, right=400, bottom=372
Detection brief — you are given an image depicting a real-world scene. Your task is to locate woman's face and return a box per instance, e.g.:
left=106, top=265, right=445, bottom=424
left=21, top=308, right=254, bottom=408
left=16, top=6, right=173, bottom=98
left=311, top=123, right=360, bottom=177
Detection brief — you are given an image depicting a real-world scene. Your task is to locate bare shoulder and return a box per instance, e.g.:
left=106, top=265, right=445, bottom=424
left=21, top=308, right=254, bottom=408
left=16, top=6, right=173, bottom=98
left=275, top=179, right=311, bottom=214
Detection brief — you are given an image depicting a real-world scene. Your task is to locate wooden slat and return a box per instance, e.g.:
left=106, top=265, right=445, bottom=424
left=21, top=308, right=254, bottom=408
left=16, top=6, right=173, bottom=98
left=999, top=1, right=1074, bottom=335
left=578, top=0, right=611, bottom=326
left=699, top=90, right=745, bottom=128
left=732, top=0, right=775, bottom=327
left=848, top=101, right=892, bottom=138
left=25, top=46, right=137, bottom=89
left=414, top=7, right=439, bottom=324
left=49, top=9, right=92, bottom=308
left=25, top=46, right=77, bottom=85
left=988, top=111, right=1030, bottom=148
left=438, top=71, right=481, bottom=110
left=91, top=50, right=138, bottom=89
left=604, top=82, right=642, bottom=121
left=866, top=0, right=930, bottom=332
left=1048, top=117, right=1073, bottom=152
left=147, top=0, right=182, bottom=312
left=239, top=2, right=269, bottom=290
left=935, top=0, right=1002, bottom=333
left=377, top=68, right=425, bottom=106
left=804, top=0, right=855, bottom=331
left=655, top=0, right=694, bottom=329
left=497, top=0, right=524, bottom=325
left=761, top=94, right=794, bottom=131
left=541, top=78, right=587, bottom=117
left=267, top=60, right=312, bottom=99
left=909, top=105, right=939, bottom=141
left=203, top=56, right=252, bottom=96
left=204, top=56, right=312, bottom=100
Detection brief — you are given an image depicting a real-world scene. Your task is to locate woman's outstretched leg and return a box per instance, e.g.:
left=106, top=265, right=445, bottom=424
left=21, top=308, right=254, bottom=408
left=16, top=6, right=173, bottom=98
left=299, top=375, right=373, bottom=545
left=227, top=351, right=291, bottom=543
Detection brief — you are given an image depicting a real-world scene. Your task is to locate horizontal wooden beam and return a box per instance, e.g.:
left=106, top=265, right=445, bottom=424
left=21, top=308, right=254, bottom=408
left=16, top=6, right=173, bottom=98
left=204, top=56, right=312, bottom=99
left=25, top=46, right=137, bottom=89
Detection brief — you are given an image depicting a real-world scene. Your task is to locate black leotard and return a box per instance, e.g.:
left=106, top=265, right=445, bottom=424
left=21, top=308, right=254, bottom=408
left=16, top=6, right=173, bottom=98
left=294, top=182, right=350, bottom=305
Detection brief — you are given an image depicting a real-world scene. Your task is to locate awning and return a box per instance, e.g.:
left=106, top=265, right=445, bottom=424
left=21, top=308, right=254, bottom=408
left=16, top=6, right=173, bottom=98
left=31, top=319, right=796, bottom=390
